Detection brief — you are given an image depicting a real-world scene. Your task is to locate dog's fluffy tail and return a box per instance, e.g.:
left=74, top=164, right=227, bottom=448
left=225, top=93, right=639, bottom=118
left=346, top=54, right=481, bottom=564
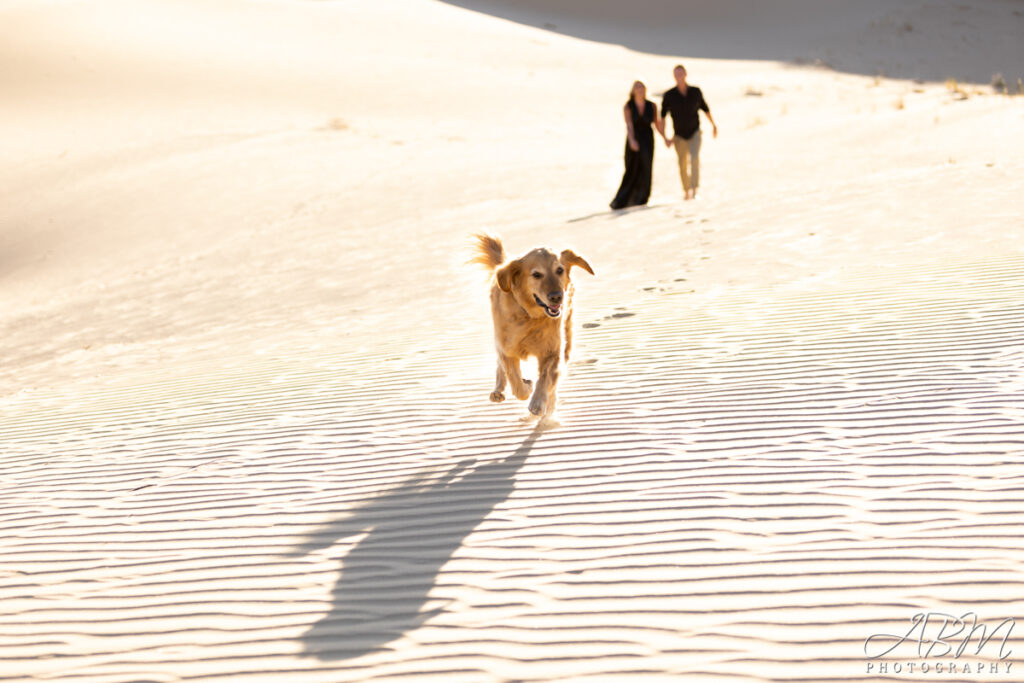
left=470, top=233, right=505, bottom=271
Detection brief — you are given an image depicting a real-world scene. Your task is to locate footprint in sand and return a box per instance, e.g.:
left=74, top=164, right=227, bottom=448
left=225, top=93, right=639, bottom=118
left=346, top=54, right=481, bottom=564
left=582, top=308, right=636, bottom=329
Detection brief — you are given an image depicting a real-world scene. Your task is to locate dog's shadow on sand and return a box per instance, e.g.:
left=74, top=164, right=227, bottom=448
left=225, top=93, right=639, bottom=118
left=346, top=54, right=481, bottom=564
left=291, top=427, right=541, bottom=661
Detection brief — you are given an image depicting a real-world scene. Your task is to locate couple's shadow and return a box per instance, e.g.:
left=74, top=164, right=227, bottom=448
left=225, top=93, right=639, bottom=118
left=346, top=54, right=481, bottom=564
left=291, top=427, right=542, bottom=661
left=568, top=202, right=659, bottom=223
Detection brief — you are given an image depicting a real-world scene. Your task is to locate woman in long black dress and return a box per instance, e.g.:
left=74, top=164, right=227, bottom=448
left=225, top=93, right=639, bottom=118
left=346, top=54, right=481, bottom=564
left=610, top=81, right=664, bottom=210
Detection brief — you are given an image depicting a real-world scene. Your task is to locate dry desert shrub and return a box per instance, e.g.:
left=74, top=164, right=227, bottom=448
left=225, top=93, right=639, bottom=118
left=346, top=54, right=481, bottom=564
left=992, top=74, right=1024, bottom=96
left=945, top=78, right=969, bottom=100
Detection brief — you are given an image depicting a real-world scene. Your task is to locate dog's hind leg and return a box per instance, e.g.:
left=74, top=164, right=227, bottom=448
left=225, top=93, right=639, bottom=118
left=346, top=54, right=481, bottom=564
left=500, top=353, right=532, bottom=400
left=490, top=362, right=508, bottom=402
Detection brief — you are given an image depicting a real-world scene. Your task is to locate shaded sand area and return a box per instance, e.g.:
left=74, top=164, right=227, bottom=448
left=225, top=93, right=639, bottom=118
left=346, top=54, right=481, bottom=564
left=2, top=1, right=1024, bottom=681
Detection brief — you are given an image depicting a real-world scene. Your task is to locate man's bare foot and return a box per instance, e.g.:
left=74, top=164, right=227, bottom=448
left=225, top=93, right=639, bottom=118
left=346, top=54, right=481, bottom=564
left=684, top=189, right=694, bottom=200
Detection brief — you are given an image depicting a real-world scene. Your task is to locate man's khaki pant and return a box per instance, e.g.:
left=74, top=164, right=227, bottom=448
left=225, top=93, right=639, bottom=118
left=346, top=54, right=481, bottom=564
left=673, top=130, right=702, bottom=192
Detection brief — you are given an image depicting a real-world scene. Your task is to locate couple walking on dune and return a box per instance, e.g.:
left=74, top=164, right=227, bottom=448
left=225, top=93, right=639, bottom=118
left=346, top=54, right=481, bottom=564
left=610, top=64, right=718, bottom=210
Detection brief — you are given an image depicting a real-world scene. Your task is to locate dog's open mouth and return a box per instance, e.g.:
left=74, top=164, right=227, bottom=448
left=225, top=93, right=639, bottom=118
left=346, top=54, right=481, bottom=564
left=534, top=295, right=562, bottom=318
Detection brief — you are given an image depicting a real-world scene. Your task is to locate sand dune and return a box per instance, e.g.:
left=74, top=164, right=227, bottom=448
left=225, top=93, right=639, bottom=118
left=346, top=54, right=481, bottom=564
left=2, top=0, right=1023, bottom=681
left=441, top=0, right=1024, bottom=84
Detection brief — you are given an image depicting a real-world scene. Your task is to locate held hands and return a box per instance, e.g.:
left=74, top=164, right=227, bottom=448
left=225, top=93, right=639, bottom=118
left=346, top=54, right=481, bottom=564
left=663, top=136, right=673, bottom=148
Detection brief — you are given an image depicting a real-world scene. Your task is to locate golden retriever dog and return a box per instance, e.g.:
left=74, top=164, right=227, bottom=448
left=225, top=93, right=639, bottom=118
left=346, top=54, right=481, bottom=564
left=472, top=234, right=594, bottom=419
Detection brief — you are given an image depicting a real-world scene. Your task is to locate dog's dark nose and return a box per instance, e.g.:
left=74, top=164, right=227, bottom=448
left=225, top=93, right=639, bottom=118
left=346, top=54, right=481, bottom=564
left=548, top=291, right=563, bottom=304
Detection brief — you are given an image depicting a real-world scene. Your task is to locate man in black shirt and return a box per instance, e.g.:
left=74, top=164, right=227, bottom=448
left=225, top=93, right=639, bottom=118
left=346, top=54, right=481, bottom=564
left=661, top=64, right=718, bottom=200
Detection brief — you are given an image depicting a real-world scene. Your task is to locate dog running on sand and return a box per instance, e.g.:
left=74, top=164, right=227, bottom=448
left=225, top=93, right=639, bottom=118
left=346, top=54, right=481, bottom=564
left=472, top=234, right=594, bottom=419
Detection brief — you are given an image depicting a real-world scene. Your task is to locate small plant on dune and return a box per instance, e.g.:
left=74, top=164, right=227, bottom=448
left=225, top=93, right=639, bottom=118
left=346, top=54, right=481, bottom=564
left=988, top=73, right=1024, bottom=96
left=945, top=78, right=969, bottom=100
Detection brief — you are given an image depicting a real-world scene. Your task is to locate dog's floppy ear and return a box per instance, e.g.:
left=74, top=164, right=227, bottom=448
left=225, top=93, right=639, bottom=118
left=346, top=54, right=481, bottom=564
left=495, top=259, right=522, bottom=292
left=560, top=249, right=594, bottom=276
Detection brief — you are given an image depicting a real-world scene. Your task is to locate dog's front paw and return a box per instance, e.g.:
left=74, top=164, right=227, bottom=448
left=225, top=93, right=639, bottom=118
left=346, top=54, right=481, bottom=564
left=528, top=395, right=546, bottom=416
left=490, top=391, right=505, bottom=403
